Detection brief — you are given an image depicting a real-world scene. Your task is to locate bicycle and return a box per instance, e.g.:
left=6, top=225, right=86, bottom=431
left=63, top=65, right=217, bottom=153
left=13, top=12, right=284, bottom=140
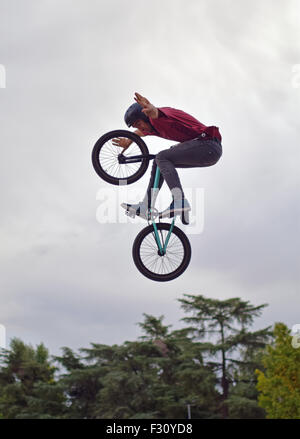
left=92, top=130, right=191, bottom=281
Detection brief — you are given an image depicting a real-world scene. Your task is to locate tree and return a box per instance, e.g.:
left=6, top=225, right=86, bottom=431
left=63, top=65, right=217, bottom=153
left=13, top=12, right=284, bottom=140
left=89, top=341, right=162, bottom=419
left=137, top=314, right=220, bottom=418
left=0, top=338, right=64, bottom=419
left=0, top=297, right=273, bottom=419
left=53, top=346, right=102, bottom=419
left=256, top=323, right=300, bottom=419
left=66, top=314, right=220, bottom=419
left=178, top=294, right=272, bottom=418
left=226, top=348, right=267, bottom=418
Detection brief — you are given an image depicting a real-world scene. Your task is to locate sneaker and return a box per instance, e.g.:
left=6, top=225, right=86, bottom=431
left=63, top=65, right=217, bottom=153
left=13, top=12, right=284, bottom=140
left=159, top=198, right=191, bottom=224
left=121, top=202, right=149, bottom=220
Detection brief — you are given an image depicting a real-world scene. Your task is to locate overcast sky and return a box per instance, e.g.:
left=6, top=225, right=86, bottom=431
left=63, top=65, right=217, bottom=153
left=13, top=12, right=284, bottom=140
left=0, top=0, right=299, bottom=355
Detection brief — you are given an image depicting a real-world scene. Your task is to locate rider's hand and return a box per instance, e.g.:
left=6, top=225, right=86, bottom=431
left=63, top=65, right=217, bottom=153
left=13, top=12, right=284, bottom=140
left=112, top=137, right=132, bottom=151
left=134, top=92, right=159, bottom=119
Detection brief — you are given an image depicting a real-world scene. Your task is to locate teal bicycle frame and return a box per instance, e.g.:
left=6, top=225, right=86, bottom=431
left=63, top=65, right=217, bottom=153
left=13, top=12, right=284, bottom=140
left=150, top=166, right=175, bottom=256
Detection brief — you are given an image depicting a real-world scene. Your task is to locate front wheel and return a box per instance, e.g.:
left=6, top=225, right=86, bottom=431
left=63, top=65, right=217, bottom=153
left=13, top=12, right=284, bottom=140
left=92, top=130, right=150, bottom=185
left=132, top=223, right=191, bottom=282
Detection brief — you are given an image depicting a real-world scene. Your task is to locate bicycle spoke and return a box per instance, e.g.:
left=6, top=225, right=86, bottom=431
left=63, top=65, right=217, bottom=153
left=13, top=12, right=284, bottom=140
left=139, top=229, right=185, bottom=276
left=99, top=140, right=145, bottom=180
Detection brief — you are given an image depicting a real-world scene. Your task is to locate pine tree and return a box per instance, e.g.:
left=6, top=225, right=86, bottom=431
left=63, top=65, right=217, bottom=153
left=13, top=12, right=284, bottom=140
left=178, top=294, right=272, bottom=418
left=54, top=346, right=102, bottom=418
left=80, top=341, right=162, bottom=418
left=0, top=338, right=64, bottom=418
left=137, top=313, right=220, bottom=418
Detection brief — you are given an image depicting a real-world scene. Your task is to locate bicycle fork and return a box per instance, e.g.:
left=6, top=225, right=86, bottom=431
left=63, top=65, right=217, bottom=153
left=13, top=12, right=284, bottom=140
left=150, top=167, right=175, bottom=255
left=152, top=220, right=175, bottom=255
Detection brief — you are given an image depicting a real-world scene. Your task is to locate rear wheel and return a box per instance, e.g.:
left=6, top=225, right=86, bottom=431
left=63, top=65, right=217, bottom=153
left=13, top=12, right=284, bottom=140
left=132, top=223, right=191, bottom=282
left=92, top=130, right=150, bottom=185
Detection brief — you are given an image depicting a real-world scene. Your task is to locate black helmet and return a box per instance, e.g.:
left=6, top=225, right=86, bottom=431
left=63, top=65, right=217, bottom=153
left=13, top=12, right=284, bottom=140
left=124, top=103, right=149, bottom=127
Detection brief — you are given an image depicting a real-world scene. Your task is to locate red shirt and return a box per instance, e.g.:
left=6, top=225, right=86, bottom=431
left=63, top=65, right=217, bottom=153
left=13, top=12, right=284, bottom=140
left=142, top=107, right=222, bottom=142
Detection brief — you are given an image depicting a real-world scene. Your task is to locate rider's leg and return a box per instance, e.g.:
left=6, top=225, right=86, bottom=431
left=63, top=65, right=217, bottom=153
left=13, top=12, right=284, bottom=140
left=122, top=138, right=222, bottom=220
left=121, top=160, right=164, bottom=219
left=141, top=138, right=221, bottom=209
left=155, top=138, right=222, bottom=217
left=141, top=160, right=164, bottom=208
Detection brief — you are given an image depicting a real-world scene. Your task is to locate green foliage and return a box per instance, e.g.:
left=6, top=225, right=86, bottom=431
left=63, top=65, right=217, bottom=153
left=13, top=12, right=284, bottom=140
left=54, top=346, right=103, bottom=419
left=256, top=323, right=300, bottom=419
left=0, top=338, right=65, bottom=419
left=0, top=295, right=272, bottom=419
left=178, top=294, right=272, bottom=418
left=226, top=348, right=267, bottom=419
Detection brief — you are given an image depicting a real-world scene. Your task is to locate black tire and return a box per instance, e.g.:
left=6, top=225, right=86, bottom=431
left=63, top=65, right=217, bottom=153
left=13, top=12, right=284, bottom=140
left=92, top=130, right=150, bottom=185
left=132, top=223, right=191, bottom=282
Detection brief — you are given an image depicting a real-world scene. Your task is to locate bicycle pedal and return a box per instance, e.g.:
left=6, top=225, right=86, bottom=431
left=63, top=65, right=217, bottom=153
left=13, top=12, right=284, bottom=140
left=125, top=209, right=136, bottom=218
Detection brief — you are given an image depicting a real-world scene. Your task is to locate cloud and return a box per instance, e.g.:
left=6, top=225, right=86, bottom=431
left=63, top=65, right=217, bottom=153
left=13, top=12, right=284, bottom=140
left=0, top=0, right=300, bottom=354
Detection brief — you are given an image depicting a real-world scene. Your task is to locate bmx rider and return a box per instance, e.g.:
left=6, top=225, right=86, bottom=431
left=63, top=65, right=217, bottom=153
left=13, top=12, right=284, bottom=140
left=112, top=92, right=222, bottom=224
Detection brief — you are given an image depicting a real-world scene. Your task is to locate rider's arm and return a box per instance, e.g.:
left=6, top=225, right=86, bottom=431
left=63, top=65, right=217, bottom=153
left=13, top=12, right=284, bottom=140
left=112, top=127, right=149, bottom=151
left=113, top=129, right=145, bottom=151
left=134, top=129, right=146, bottom=137
left=126, top=129, right=146, bottom=147
left=134, top=93, right=159, bottom=119
left=126, top=129, right=146, bottom=146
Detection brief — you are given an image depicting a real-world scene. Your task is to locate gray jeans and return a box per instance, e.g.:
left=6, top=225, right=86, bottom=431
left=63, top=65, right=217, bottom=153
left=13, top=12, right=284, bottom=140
left=144, top=137, right=222, bottom=205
